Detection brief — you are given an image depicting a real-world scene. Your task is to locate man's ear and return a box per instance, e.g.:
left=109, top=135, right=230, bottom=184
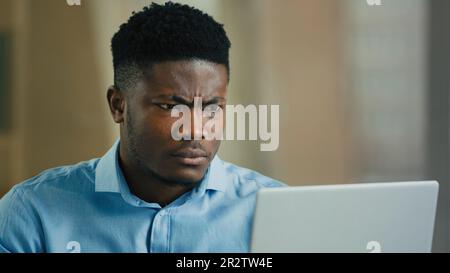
left=107, top=86, right=126, bottom=123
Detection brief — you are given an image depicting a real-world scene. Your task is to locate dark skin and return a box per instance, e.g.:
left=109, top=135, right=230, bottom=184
left=107, top=60, right=228, bottom=207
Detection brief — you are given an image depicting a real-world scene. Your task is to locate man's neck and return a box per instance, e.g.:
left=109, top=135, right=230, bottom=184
left=118, top=150, right=195, bottom=207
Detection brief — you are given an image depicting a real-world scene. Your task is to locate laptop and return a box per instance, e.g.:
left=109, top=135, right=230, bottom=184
left=250, top=181, right=439, bottom=253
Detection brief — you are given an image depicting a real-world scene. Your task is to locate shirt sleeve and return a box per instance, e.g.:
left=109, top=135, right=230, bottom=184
left=0, top=187, right=45, bottom=253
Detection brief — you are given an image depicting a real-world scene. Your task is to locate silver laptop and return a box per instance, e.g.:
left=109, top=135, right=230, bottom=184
left=251, top=181, right=439, bottom=253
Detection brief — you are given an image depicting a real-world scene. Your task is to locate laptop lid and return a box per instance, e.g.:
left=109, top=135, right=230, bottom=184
left=251, top=181, right=439, bottom=253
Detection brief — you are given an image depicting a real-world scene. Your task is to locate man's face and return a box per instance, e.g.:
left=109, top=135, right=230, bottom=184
left=117, top=60, right=228, bottom=185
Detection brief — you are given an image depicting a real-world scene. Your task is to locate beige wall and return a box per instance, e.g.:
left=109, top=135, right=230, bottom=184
left=22, top=0, right=111, bottom=175
left=219, top=0, right=355, bottom=185
left=1, top=0, right=113, bottom=194
left=0, top=0, right=13, bottom=194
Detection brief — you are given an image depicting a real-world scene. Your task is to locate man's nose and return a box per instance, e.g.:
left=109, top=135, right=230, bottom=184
left=190, top=105, right=204, bottom=140
left=179, top=106, right=204, bottom=140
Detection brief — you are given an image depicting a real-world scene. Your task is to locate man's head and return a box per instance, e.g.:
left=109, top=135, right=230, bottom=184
left=107, top=2, right=231, bottom=187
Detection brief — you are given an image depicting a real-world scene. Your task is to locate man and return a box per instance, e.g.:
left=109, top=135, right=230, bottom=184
left=0, top=2, right=284, bottom=253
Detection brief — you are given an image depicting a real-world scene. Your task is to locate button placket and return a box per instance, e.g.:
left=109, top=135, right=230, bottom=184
left=149, top=209, right=170, bottom=253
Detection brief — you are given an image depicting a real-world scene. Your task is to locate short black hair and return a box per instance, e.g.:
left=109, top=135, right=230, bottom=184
left=111, top=2, right=231, bottom=91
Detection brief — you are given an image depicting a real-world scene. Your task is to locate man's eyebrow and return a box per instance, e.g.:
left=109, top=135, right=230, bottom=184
left=171, top=95, right=192, bottom=105
left=151, top=94, right=191, bottom=104
left=152, top=95, right=226, bottom=105
left=202, top=97, right=226, bottom=105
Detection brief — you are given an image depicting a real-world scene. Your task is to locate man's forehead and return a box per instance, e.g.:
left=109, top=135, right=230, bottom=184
left=140, top=60, right=228, bottom=98
left=153, top=60, right=226, bottom=82
left=145, top=91, right=226, bottom=102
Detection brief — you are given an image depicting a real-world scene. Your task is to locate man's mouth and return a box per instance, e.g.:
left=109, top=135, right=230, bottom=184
left=171, top=148, right=208, bottom=166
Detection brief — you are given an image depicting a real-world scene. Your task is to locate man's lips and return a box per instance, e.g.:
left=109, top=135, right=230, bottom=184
left=171, top=149, right=208, bottom=166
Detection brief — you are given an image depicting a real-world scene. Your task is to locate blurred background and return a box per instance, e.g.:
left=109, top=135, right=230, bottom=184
left=0, top=0, right=448, bottom=252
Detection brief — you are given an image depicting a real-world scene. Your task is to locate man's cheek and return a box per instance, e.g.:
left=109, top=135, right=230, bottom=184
left=143, top=122, right=174, bottom=144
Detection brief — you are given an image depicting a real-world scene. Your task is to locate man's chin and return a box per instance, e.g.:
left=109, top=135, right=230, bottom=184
left=160, top=158, right=210, bottom=185
left=165, top=169, right=207, bottom=186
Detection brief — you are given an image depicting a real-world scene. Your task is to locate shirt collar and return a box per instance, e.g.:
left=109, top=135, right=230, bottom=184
left=203, top=155, right=228, bottom=192
left=94, top=139, right=122, bottom=193
left=95, top=139, right=228, bottom=194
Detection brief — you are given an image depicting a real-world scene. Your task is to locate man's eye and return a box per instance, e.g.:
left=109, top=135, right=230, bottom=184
left=157, top=104, right=176, bottom=110
left=203, top=104, right=222, bottom=118
left=203, top=104, right=221, bottom=111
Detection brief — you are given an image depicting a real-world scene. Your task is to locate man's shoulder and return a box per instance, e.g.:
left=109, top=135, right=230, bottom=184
left=8, top=158, right=100, bottom=197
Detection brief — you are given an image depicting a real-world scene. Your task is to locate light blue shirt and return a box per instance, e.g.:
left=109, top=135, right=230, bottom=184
left=0, top=140, right=285, bottom=253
